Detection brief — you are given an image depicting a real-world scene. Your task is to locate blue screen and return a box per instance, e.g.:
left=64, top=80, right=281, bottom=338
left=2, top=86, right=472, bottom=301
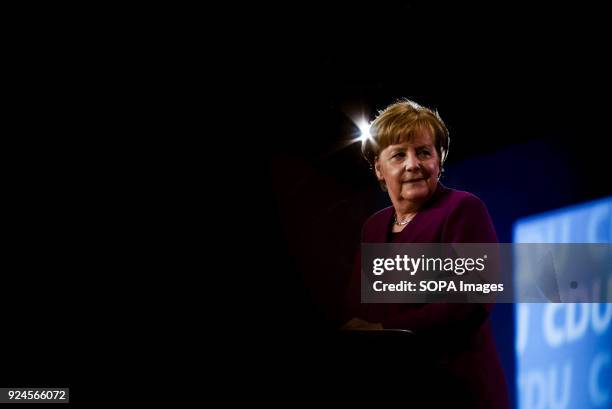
left=514, top=197, right=612, bottom=409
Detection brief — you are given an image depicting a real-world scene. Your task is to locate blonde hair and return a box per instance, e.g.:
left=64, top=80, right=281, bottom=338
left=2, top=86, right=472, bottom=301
left=362, top=98, right=450, bottom=169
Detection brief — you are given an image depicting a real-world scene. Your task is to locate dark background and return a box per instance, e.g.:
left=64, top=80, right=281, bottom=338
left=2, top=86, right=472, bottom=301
left=6, top=1, right=607, bottom=405
left=248, top=2, right=611, bottom=407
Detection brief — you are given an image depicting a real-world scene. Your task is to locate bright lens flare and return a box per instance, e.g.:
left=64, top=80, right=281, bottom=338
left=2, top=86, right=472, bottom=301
left=356, top=119, right=372, bottom=143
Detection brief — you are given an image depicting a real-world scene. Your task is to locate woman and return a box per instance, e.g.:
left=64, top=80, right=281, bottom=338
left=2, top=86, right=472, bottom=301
left=342, top=99, right=509, bottom=408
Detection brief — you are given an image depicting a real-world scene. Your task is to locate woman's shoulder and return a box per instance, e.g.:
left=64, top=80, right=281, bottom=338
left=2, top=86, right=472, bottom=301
left=439, top=187, right=498, bottom=242
left=365, top=206, right=394, bottom=223
left=436, top=185, right=488, bottom=212
left=424, top=186, right=496, bottom=239
left=361, top=206, right=394, bottom=241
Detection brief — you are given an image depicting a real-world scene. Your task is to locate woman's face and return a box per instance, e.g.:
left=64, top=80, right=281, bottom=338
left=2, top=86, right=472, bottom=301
left=374, top=127, right=440, bottom=209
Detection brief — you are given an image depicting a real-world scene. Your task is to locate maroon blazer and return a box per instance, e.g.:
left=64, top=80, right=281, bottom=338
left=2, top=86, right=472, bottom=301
left=345, top=184, right=509, bottom=409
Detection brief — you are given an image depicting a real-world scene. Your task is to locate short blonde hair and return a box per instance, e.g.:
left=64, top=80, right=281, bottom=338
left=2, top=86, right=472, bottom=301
left=362, top=98, right=450, bottom=169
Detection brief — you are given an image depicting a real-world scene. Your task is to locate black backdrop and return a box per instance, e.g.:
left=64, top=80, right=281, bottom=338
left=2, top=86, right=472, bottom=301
left=242, top=2, right=611, bottom=406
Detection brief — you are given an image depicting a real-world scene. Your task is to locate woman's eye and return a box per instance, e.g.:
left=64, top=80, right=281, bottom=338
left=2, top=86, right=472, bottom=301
left=418, top=150, right=431, bottom=157
left=393, top=152, right=405, bottom=159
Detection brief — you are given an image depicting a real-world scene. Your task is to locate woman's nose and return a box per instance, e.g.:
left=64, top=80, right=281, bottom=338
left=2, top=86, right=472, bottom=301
left=404, top=152, right=421, bottom=171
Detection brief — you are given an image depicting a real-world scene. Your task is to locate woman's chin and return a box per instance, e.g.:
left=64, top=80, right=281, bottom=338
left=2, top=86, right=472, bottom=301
left=401, top=186, right=432, bottom=202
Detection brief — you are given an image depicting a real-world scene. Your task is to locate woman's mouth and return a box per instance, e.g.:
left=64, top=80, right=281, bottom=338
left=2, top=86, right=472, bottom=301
left=403, top=177, right=425, bottom=183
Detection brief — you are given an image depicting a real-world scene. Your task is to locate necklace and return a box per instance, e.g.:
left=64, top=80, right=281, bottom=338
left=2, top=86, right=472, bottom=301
left=394, top=213, right=416, bottom=226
